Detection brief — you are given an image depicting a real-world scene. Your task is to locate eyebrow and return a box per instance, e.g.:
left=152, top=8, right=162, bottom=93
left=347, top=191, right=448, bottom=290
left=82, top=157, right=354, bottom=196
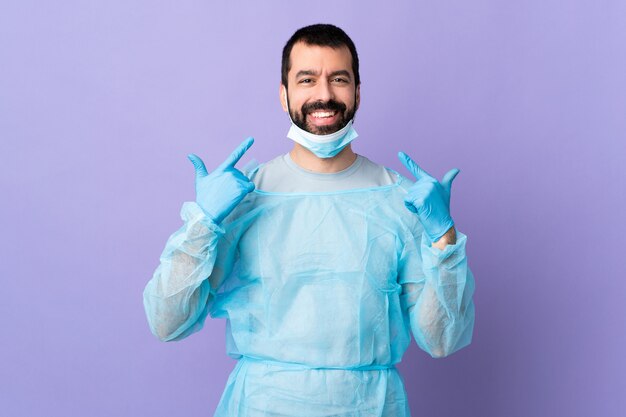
left=295, top=69, right=352, bottom=80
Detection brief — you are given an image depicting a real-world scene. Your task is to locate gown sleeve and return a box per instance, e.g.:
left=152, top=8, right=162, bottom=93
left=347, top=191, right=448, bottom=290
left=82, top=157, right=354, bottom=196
left=398, top=228, right=476, bottom=358
left=142, top=202, right=238, bottom=342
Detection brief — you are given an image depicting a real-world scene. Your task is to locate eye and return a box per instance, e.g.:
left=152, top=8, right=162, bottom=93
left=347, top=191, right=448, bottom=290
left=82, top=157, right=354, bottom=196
left=299, top=78, right=312, bottom=84
left=332, top=78, right=348, bottom=83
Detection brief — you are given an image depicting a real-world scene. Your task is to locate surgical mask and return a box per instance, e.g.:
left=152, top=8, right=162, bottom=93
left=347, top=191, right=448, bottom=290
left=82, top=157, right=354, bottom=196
left=284, top=90, right=358, bottom=159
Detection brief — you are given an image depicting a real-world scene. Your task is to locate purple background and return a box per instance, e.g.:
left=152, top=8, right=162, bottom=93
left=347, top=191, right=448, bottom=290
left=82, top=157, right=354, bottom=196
left=1, top=1, right=625, bottom=416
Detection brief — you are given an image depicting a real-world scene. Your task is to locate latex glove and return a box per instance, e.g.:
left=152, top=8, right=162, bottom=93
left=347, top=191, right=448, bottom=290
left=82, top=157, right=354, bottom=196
left=398, top=151, right=459, bottom=243
left=187, top=137, right=255, bottom=224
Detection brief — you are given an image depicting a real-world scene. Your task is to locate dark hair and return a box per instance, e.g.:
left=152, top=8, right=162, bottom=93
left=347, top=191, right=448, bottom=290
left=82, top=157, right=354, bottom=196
left=281, top=24, right=360, bottom=88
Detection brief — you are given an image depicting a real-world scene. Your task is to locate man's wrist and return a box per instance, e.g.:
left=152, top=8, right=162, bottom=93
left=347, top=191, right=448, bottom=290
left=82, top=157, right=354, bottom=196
left=432, top=226, right=456, bottom=250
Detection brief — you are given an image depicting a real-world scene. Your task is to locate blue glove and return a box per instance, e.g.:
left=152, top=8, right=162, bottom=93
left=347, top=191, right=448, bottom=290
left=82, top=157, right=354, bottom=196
left=188, top=137, right=255, bottom=224
left=398, top=151, right=459, bottom=243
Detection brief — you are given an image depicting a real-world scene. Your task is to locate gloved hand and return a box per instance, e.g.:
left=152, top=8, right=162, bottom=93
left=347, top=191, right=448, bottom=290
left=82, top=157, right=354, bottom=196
left=398, top=151, right=459, bottom=243
left=188, top=137, right=255, bottom=224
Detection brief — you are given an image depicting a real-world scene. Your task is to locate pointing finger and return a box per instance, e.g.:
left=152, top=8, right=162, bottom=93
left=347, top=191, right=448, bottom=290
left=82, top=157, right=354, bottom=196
left=219, top=137, right=255, bottom=170
left=441, top=168, right=460, bottom=190
left=187, top=154, right=209, bottom=177
left=398, top=151, right=433, bottom=181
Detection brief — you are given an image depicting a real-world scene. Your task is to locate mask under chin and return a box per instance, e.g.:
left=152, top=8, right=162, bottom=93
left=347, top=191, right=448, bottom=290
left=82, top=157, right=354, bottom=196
left=286, top=120, right=359, bottom=159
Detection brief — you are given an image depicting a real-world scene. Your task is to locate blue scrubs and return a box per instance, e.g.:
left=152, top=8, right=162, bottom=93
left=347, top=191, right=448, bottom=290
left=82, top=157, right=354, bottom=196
left=143, top=156, right=475, bottom=416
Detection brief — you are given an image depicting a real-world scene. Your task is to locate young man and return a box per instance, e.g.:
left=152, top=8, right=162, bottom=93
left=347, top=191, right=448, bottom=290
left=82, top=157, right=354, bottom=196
left=143, top=24, right=475, bottom=416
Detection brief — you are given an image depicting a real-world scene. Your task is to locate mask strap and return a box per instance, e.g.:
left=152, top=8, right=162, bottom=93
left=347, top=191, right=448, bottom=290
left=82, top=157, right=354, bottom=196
left=283, top=88, right=296, bottom=124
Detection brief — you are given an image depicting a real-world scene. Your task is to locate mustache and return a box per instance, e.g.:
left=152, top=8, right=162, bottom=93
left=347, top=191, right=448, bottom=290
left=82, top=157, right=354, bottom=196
left=301, top=99, right=347, bottom=115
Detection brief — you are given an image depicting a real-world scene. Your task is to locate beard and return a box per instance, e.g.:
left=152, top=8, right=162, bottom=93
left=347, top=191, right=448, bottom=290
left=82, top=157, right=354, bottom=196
left=289, top=96, right=357, bottom=135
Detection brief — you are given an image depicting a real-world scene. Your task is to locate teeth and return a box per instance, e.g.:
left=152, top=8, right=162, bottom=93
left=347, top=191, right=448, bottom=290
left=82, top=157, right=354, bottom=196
left=311, top=111, right=335, bottom=118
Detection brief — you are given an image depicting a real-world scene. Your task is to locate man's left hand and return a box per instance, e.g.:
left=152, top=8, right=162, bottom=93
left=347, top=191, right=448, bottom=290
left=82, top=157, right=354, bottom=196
left=398, top=151, right=459, bottom=245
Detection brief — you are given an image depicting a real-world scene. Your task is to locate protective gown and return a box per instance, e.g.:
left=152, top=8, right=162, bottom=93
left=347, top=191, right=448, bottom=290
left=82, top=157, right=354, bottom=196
left=143, top=156, right=475, bottom=417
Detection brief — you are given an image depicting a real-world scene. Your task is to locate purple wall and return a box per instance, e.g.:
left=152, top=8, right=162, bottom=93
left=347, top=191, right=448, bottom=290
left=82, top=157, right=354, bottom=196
left=1, top=1, right=625, bottom=416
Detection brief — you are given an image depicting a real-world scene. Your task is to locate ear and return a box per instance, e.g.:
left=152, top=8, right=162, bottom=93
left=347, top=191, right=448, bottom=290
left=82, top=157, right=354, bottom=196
left=279, top=84, right=288, bottom=112
left=355, top=84, right=361, bottom=111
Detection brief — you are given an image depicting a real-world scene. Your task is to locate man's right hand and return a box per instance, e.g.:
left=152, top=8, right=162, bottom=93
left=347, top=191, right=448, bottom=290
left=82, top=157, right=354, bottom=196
left=187, top=137, right=255, bottom=224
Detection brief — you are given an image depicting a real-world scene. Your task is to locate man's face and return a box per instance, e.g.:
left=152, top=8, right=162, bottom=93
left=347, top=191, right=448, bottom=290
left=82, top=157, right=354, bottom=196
left=280, top=42, right=360, bottom=135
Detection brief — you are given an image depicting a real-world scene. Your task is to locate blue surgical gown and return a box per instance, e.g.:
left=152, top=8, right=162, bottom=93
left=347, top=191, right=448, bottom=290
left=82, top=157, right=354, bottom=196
left=143, top=172, right=475, bottom=416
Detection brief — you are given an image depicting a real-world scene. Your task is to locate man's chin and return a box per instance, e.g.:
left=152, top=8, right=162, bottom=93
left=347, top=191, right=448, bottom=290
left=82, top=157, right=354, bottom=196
left=305, top=121, right=346, bottom=135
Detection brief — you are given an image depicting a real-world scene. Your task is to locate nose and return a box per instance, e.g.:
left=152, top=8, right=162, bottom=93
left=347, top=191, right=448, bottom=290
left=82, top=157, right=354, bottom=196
left=315, top=79, right=334, bottom=103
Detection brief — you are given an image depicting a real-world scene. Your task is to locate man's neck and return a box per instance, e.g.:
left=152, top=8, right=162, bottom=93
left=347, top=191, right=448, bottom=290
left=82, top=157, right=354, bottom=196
left=289, top=144, right=357, bottom=173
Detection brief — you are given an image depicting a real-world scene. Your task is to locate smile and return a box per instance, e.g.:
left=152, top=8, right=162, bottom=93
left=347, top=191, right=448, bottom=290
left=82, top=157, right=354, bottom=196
left=310, top=111, right=337, bottom=118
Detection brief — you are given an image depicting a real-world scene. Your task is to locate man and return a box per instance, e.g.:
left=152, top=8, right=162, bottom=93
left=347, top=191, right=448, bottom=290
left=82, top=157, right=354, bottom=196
left=143, top=24, right=475, bottom=416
